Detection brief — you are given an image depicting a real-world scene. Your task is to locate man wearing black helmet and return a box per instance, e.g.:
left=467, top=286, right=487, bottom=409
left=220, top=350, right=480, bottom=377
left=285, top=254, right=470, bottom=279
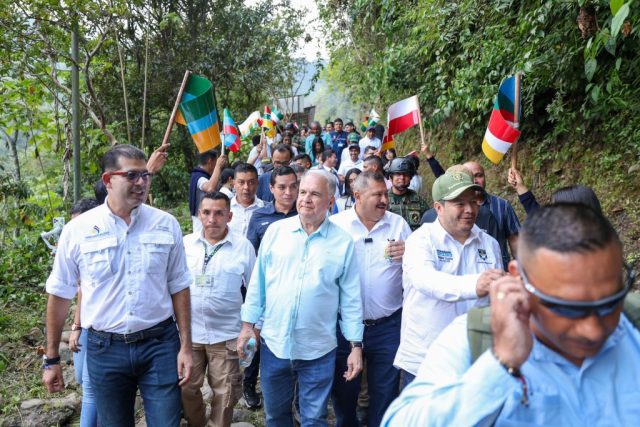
left=387, top=157, right=429, bottom=230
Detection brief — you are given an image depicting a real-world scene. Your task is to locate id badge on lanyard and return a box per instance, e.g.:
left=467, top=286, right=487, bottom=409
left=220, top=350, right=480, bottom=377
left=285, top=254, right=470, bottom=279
left=197, top=241, right=226, bottom=287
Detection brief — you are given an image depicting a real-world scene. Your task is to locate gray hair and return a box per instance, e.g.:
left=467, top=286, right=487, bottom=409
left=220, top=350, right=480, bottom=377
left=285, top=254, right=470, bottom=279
left=352, top=171, right=386, bottom=194
left=302, top=169, right=337, bottom=197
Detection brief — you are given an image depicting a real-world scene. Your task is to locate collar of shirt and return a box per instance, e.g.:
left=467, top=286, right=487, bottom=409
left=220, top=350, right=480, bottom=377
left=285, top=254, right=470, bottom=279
left=260, top=201, right=297, bottom=216
left=231, top=195, right=264, bottom=211
left=431, top=217, right=481, bottom=247
left=103, top=196, right=143, bottom=226
left=196, top=227, right=234, bottom=248
left=287, top=214, right=331, bottom=239
left=342, top=204, right=392, bottom=234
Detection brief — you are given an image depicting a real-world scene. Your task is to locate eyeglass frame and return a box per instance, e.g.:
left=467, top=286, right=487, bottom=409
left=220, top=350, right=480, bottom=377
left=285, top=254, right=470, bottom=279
left=517, top=261, right=635, bottom=318
left=107, top=170, right=153, bottom=182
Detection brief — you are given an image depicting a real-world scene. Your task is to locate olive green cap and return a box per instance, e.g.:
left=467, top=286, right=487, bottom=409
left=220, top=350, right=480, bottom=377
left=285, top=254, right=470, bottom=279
left=432, top=171, right=484, bottom=202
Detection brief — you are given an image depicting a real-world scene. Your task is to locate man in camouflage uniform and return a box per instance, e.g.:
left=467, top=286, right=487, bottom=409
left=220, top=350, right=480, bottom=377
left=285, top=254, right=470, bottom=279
left=387, top=157, right=429, bottom=230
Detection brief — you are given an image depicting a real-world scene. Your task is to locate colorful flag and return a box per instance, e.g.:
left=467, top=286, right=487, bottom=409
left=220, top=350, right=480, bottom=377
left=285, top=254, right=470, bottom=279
left=381, top=129, right=395, bottom=152
left=387, top=95, right=420, bottom=136
left=239, top=111, right=261, bottom=139
left=271, top=106, right=284, bottom=124
left=360, top=108, right=381, bottom=132
left=223, top=109, right=242, bottom=153
left=257, top=106, right=276, bottom=138
left=482, top=75, right=521, bottom=164
left=175, top=74, right=222, bottom=153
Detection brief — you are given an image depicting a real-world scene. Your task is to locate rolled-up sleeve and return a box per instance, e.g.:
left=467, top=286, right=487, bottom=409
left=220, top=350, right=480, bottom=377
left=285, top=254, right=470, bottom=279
left=338, top=239, right=364, bottom=342
left=166, top=221, right=191, bottom=295
left=45, top=225, right=80, bottom=300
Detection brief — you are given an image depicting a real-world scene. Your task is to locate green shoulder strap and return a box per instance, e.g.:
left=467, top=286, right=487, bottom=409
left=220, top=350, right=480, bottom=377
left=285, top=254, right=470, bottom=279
left=467, top=306, right=494, bottom=364
left=467, top=292, right=640, bottom=365
left=623, top=292, right=640, bottom=329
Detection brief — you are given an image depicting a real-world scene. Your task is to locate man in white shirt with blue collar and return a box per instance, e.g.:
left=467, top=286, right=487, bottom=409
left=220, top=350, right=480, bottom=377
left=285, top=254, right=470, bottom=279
left=331, top=171, right=411, bottom=427
left=43, top=144, right=193, bottom=426
left=394, top=170, right=504, bottom=387
left=181, top=192, right=256, bottom=427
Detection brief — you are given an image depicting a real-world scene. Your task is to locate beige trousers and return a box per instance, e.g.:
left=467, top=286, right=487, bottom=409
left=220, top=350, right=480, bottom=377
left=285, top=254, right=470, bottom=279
left=181, top=339, right=242, bottom=427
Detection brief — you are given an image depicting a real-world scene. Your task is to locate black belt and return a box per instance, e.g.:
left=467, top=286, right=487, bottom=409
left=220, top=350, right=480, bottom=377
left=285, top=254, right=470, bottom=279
left=363, top=308, right=401, bottom=327
left=89, top=317, right=174, bottom=344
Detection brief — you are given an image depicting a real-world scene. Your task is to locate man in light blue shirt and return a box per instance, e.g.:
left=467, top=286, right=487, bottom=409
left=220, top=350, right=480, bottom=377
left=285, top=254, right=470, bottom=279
left=239, top=169, right=364, bottom=426
left=382, top=203, right=640, bottom=426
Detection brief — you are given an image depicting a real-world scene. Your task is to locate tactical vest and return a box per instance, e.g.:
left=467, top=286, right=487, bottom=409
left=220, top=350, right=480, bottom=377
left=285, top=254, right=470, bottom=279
left=387, top=189, right=428, bottom=230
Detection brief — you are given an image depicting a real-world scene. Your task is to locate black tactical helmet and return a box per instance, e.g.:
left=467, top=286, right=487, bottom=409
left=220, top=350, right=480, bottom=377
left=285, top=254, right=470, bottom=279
left=387, top=157, right=417, bottom=176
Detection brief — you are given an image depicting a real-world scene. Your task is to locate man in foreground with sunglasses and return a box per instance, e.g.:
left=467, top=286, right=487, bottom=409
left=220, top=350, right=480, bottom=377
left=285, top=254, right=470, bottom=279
left=43, top=144, right=193, bottom=426
left=382, top=203, right=640, bottom=426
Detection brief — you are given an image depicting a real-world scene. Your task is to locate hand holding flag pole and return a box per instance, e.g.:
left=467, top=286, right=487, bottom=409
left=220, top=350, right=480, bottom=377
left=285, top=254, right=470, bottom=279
left=162, top=70, right=191, bottom=147
left=511, top=73, right=522, bottom=171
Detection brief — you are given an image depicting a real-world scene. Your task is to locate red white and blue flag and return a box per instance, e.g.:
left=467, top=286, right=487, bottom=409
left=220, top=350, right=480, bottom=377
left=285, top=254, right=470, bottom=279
left=223, top=108, right=242, bottom=153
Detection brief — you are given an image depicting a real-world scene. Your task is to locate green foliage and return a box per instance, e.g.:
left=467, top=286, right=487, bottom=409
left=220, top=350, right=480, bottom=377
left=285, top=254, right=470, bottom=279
left=319, top=0, right=640, bottom=159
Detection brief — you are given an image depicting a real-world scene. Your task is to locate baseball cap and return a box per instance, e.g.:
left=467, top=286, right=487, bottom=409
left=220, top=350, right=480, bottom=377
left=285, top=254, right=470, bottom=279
left=366, top=126, right=376, bottom=132
left=432, top=170, right=484, bottom=202
left=348, top=132, right=360, bottom=142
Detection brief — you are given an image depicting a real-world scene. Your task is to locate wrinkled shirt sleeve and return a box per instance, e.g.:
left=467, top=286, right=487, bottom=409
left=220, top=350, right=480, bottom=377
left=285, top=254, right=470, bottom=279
left=45, top=224, right=80, bottom=299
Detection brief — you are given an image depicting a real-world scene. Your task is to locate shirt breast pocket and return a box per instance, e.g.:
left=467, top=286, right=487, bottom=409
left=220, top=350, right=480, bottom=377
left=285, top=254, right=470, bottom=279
left=80, top=237, right=118, bottom=285
left=140, top=232, right=174, bottom=274
left=215, top=264, right=244, bottom=296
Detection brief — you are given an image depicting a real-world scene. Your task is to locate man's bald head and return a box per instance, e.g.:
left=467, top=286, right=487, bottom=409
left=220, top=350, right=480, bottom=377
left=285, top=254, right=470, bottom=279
left=463, top=161, right=486, bottom=188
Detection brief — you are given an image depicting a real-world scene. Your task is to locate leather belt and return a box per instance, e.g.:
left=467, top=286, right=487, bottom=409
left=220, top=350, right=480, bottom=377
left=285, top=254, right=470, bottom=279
left=89, top=317, right=174, bottom=344
left=363, top=308, right=401, bottom=327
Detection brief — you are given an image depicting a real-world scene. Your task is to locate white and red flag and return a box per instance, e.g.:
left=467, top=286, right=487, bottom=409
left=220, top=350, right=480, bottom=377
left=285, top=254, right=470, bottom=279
left=381, top=95, right=420, bottom=151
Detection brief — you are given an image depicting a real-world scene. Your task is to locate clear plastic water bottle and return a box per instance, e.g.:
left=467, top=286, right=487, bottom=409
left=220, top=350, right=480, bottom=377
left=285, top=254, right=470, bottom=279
left=239, top=337, right=257, bottom=368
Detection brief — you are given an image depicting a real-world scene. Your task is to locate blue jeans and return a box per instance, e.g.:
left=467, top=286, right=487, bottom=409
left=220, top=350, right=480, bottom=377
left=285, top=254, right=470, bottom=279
left=260, top=340, right=336, bottom=427
left=73, top=329, right=100, bottom=427
left=332, top=309, right=402, bottom=427
left=86, top=321, right=182, bottom=427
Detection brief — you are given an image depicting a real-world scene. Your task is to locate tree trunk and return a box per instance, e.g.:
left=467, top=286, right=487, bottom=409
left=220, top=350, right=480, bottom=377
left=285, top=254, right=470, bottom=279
left=8, top=130, right=21, bottom=182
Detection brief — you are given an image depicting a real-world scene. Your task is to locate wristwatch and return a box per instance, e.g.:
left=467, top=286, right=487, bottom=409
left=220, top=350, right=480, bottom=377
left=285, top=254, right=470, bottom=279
left=42, top=355, right=61, bottom=369
left=350, top=341, right=363, bottom=349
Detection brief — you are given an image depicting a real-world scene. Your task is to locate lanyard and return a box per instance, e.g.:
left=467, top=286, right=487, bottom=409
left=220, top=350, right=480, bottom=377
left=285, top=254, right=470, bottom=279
left=202, top=241, right=226, bottom=274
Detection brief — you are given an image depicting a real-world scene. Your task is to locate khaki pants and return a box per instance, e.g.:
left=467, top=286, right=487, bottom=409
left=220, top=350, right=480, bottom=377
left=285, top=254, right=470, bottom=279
left=182, top=339, right=242, bottom=427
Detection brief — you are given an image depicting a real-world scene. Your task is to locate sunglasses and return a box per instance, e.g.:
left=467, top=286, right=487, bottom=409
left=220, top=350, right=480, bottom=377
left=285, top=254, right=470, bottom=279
left=518, top=262, right=635, bottom=319
left=108, top=170, right=152, bottom=182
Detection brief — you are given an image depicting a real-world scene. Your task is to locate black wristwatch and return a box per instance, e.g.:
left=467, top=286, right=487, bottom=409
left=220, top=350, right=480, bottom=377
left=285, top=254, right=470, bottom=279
left=350, top=341, right=363, bottom=349
left=42, top=355, right=61, bottom=369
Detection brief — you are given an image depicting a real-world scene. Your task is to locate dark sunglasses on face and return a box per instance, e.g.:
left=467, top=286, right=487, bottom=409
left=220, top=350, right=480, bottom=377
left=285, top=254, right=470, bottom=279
left=108, top=170, right=152, bottom=182
left=518, top=262, right=635, bottom=319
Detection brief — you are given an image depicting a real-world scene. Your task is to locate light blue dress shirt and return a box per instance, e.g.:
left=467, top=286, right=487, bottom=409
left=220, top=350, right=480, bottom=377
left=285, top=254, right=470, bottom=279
left=382, top=313, right=640, bottom=426
left=241, top=215, right=363, bottom=361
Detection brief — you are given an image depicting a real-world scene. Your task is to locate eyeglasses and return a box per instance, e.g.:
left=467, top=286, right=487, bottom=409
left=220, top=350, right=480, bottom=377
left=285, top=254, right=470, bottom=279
left=518, top=262, right=635, bottom=319
left=108, top=170, right=152, bottom=182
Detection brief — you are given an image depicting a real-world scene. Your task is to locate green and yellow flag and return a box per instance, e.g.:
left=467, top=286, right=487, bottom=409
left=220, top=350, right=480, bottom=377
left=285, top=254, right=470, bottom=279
left=175, top=74, right=222, bottom=153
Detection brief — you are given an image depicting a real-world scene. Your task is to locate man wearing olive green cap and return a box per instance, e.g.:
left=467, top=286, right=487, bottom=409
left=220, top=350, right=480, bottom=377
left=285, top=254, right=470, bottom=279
left=341, top=132, right=361, bottom=164
left=394, top=170, right=505, bottom=387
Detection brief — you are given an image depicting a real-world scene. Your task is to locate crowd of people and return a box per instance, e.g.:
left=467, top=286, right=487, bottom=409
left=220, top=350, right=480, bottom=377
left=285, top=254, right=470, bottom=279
left=41, top=116, right=639, bottom=427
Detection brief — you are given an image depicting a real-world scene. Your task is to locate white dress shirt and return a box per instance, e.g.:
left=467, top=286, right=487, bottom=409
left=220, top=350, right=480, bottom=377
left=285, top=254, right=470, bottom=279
left=337, top=159, right=364, bottom=176
left=46, top=201, right=191, bottom=334
left=184, top=229, right=256, bottom=345
left=228, top=196, right=265, bottom=237
left=359, top=136, right=382, bottom=158
left=394, top=220, right=502, bottom=375
left=331, top=208, right=411, bottom=320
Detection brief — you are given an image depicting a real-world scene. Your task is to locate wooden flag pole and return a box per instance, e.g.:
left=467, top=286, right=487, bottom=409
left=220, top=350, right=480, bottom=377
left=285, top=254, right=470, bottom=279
left=511, top=73, right=522, bottom=171
left=161, top=70, right=191, bottom=147
left=416, top=96, right=427, bottom=149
